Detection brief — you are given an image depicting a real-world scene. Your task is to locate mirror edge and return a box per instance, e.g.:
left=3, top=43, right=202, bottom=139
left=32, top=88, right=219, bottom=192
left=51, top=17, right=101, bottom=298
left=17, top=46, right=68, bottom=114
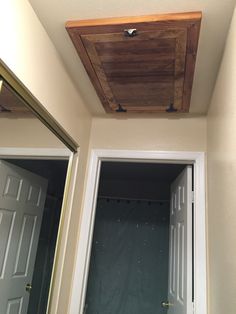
left=0, top=59, right=78, bottom=152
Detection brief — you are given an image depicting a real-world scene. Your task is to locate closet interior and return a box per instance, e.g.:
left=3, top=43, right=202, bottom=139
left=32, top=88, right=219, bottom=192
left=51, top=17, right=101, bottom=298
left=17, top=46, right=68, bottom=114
left=84, top=161, right=187, bottom=314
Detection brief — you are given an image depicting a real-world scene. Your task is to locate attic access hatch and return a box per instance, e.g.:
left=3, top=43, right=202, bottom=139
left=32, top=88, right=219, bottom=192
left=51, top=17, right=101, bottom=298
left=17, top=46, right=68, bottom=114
left=66, top=12, right=202, bottom=114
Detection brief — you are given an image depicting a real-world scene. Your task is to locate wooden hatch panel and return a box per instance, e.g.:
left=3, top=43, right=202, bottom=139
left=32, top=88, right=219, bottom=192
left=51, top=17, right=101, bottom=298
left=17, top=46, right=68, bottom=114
left=66, top=12, right=202, bottom=113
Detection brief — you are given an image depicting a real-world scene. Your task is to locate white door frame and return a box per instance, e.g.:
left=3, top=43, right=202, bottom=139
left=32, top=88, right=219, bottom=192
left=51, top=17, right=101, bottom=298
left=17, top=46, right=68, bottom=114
left=69, top=149, right=207, bottom=314
left=0, top=148, right=71, bottom=159
left=0, top=147, right=77, bottom=314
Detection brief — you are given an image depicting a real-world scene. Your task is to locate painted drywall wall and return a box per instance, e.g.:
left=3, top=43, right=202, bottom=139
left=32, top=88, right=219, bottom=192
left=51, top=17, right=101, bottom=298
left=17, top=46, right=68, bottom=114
left=0, top=118, right=64, bottom=148
left=207, top=7, right=236, bottom=314
left=0, top=0, right=91, bottom=144
left=89, top=116, right=207, bottom=151
left=0, top=1, right=92, bottom=313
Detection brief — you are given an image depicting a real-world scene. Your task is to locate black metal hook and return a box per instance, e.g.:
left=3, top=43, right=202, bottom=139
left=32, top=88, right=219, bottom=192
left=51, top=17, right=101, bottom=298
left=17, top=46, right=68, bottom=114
left=116, top=104, right=127, bottom=113
left=124, top=29, right=137, bottom=37
left=166, top=103, right=177, bottom=113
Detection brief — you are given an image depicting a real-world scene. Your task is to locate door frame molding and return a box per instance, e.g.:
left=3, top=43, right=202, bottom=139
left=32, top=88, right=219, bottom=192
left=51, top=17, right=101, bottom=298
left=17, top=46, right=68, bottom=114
left=69, top=149, right=207, bottom=314
left=0, top=147, right=78, bottom=314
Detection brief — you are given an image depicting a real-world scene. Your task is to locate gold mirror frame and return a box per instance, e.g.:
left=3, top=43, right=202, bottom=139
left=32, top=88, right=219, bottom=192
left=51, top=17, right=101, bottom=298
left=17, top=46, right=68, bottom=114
left=0, top=59, right=79, bottom=313
left=0, top=59, right=78, bottom=152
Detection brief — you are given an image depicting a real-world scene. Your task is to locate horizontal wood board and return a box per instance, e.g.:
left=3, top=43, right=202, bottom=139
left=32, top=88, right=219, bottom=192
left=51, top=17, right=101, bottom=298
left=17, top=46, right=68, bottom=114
left=66, top=12, right=202, bottom=113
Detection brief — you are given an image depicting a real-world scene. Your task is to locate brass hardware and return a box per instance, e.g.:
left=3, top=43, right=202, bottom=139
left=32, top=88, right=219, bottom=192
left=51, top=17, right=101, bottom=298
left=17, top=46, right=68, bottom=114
left=124, top=28, right=137, bottom=37
left=0, top=79, right=3, bottom=93
left=25, top=283, right=32, bottom=293
left=161, top=301, right=174, bottom=309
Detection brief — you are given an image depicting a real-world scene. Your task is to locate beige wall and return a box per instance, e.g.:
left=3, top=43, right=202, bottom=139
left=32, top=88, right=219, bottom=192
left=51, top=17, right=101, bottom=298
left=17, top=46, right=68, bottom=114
left=3, top=1, right=235, bottom=314
left=89, top=116, right=207, bottom=151
left=0, top=1, right=92, bottom=313
left=0, top=1, right=91, bottom=145
left=207, top=7, right=236, bottom=314
left=0, top=117, right=64, bottom=148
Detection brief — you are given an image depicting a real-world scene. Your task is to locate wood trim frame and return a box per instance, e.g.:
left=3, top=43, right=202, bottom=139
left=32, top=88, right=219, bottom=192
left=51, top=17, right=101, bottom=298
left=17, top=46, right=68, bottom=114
left=69, top=149, right=207, bottom=314
left=66, top=12, right=202, bottom=28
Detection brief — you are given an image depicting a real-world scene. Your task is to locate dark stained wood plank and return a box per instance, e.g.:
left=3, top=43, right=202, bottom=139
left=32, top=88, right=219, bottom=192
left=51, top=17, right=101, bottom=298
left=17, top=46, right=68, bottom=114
left=103, top=62, right=175, bottom=77
left=108, top=75, right=174, bottom=84
left=96, top=38, right=176, bottom=55
left=99, top=53, right=176, bottom=63
left=110, top=82, right=173, bottom=98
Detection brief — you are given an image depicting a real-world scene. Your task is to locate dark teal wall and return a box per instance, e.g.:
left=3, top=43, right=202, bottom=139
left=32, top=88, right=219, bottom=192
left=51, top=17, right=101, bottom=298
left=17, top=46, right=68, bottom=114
left=85, top=198, right=169, bottom=314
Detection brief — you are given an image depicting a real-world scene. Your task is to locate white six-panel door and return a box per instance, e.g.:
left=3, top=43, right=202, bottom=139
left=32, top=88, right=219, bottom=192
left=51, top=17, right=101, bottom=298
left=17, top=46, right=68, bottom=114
left=167, top=166, right=192, bottom=314
left=0, top=160, right=47, bottom=314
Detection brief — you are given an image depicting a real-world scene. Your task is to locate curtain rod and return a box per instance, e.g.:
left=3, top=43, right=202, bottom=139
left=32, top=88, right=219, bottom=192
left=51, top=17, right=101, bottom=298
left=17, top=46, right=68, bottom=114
left=97, top=195, right=170, bottom=203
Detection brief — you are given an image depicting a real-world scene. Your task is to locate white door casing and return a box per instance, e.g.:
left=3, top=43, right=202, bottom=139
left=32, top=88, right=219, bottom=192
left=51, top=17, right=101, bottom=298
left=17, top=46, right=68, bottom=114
left=168, top=166, right=192, bottom=314
left=69, top=149, right=207, bottom=314
left=0, top=160, right=48, bottom=314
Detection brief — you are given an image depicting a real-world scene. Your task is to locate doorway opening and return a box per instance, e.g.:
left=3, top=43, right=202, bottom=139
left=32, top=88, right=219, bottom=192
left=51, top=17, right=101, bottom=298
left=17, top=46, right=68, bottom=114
left=70, top=150, right=206, bottom=314
left=0, top=157, right=68, bottom=314
left=84, top=161, right=192, bottom=314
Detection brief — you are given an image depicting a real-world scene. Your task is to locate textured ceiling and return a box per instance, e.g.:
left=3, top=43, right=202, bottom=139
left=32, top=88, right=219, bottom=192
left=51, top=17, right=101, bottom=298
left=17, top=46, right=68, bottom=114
left=29, top=0, right=236, bottom=116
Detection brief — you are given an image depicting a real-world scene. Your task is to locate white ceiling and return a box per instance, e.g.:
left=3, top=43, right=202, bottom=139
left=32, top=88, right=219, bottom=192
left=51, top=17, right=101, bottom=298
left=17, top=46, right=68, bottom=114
left=29, top=0, right=236, bottom=116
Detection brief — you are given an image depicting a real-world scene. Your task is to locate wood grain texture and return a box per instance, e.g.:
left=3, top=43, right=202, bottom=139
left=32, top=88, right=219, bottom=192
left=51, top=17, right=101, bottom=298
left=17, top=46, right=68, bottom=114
left=0, top=82, right=32, bottom=114
left=66, top=12, right=202, bottom=28
left=66, top=12, right=202, bottom=113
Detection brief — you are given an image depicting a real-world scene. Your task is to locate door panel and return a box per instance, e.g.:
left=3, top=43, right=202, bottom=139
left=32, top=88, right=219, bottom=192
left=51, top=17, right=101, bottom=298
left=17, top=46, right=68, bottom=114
left=177, top=221, right=185, bottom=305
left=169, top=224, right=176, bottom=297
left=13, top=214, right=37, bottom=277
left=3, top=175, right=23, bottom=200
left=0, top=160, right=47, bottom=314
left=0, top=209, right=15, bottom=278
left=6, top=298, right=23, bottom=314
left=167, top=166, right=192, bottom=314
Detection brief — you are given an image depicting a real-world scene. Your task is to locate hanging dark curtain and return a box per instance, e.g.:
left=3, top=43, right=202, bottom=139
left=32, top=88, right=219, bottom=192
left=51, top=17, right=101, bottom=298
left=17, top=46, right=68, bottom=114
left=85, top=198, right=169, bottom=314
